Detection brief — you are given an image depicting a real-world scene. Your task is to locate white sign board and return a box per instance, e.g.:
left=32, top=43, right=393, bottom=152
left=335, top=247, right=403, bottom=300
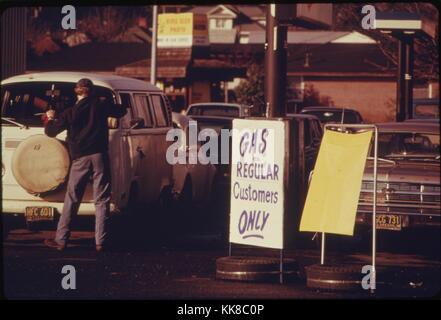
left=229, top=119, right=285, bottom=249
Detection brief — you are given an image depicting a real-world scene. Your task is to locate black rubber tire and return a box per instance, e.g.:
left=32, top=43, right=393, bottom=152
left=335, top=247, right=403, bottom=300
left=305, top=263, right=367, bottom=291
left=2, top=222, right=10, bottom=241
left=216, top=256, right=298, bottom=282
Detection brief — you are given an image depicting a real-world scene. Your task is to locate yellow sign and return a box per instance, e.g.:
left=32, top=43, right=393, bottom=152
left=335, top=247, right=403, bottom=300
left=299, top=130, right=372, bottom=236
left=158, top=13, right=208, bottom=48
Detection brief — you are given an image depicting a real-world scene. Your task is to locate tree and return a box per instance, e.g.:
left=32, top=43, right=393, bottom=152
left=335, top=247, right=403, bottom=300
left=27, top=6, right=152, bottom=44
left=334, top=3, right=439, bottom=81
left=234, top=63, right=265, bottom=109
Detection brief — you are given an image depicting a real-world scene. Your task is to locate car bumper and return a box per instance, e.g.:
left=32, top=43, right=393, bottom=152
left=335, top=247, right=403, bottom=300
left=356, top=207, right=441, bottom=229
left=2, top=199, right=118, bottom=216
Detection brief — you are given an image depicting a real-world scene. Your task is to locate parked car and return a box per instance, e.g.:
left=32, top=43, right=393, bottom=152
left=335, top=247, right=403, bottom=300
left=186, top=102, right=253, bottom=118
left=286, top=114, right=323, bottom=177
left=171, top=112, right=216, bottom=205
left=1, top=72, right=173, bottom=227
left=301, top=106, right=363, bottom=128
left=356, top=121, right=440, bottom=231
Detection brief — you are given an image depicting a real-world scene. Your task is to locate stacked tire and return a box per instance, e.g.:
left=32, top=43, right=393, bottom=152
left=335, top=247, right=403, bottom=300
left=305, top=263, right=366, bottom=291
left=216, top=256, right=298, bottom=282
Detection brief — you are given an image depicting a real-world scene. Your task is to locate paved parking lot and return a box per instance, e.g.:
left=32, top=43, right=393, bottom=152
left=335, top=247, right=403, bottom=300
left=2, top=212, right=440, bottom=299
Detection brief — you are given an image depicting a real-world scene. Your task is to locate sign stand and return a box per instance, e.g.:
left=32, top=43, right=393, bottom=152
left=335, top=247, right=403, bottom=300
left=319, top=124, right=379, bottom=292
left=279, top=249, right=284, bottom=284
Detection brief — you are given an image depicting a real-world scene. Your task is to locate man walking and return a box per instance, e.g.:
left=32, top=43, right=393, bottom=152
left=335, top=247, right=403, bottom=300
left=44, top=78, right=127, bottom=252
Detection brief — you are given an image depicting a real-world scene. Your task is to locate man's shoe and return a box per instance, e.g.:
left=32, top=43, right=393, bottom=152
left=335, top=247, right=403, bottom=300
left=44, top=239, right=66, bottom=251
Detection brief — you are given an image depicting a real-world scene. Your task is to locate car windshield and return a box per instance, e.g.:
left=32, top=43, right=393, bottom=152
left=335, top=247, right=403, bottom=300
left=1, top=82, right=114, bottom=127
left=304, top=110, right=360, bottom=124
left=414, top=103, right=439, bottom=119
left=187, top=105, right=239, bottom=117
left=376, top=131, right=440, bottom=160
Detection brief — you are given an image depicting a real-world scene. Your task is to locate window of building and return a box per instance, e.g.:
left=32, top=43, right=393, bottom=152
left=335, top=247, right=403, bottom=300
left=210, top=18, right=232, bottom=30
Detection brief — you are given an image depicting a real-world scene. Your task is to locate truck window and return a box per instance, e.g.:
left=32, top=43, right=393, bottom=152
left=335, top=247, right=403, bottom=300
left=133, top=93, right=153, bottom=128
left=1, top=82, right=113, bottom=128
left=151, top=94, right=168, bottom=127
left=119, top=93, right=134, bottom=129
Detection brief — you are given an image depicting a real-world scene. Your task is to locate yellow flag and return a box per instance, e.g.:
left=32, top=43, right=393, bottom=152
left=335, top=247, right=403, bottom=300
left=299, top=130, right=373, bottom=235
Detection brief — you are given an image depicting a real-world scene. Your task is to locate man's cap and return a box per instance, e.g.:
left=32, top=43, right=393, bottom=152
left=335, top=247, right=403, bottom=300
left=76, top=78, right=94, bottom=89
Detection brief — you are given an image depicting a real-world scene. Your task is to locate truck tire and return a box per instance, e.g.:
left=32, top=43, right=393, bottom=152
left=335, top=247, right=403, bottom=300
left=11, top=135, right=70, bottom=195
left=216, top=256, right=298, bottom=282
left=305, top=263, right=366, bottom=291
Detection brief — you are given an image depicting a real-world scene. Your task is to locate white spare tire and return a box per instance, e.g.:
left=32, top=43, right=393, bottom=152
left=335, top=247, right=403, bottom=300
left=12, top=134, right=70, bottom=195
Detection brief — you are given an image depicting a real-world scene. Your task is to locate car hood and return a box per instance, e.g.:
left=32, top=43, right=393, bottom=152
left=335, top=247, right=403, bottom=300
left=363, top=160, right=440, bottom=185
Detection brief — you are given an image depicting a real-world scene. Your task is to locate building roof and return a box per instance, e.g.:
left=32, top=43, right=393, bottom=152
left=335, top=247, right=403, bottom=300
left=229, top=5, right=265, bottom=20
left=287, top=43, right=394, bottom=76
left=248, top=31, right=377, bottom=44
left=238, top=23, right=265, bottom=33
left=188, top=6, right=214, bottom=15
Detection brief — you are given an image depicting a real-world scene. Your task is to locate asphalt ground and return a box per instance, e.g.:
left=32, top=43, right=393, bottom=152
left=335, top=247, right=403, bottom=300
left=2, top=206, right=440, bottom=300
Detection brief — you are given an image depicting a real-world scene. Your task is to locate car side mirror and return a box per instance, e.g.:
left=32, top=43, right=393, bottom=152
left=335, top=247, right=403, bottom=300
left=130, top=117, right=145, bottom=129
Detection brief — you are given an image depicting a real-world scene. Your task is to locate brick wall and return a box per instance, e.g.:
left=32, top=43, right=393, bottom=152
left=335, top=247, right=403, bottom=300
left=304, top=78, right=397, bottom=123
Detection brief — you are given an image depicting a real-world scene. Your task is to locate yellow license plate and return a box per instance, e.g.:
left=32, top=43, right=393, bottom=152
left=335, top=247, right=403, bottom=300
left=376, top=214, right=401, bottom=231
left=25, top=207, right=54, bottom=222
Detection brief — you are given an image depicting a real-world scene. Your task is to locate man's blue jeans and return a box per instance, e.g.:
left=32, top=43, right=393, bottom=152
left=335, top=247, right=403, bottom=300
left=55, top=153, right=111, bottom=246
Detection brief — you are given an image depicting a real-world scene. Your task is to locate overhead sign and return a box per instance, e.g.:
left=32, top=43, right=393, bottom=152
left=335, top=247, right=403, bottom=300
left=230, top=119, right=285, bottom=249
left=299, top=130, right=373, bottom=236
left=158, top=13, right=208, bottom=48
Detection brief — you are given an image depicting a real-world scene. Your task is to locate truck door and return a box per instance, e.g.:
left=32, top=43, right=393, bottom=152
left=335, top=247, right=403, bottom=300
left=148, top=94, right=173, bottom=198
left=113, top=92, right=135, bottom=209
left=131, top=93, right=157, bottom=203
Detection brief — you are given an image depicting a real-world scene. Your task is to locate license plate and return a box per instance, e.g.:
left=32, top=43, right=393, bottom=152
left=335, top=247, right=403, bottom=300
left=25, top=207, right=55, bottom=222
left=376, top=214, right=401, bottom=231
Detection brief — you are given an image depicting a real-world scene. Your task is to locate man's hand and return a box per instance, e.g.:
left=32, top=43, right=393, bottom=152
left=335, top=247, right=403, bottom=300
left=46, top=110, right=56, bottom=121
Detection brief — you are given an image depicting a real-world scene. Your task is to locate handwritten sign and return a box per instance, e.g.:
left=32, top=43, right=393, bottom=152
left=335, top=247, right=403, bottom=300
left=158, top=13, right=208, bottom=48
left=229, top=119, right=285, bottom=249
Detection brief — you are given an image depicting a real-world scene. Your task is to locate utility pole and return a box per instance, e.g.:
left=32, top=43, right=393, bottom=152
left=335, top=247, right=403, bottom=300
left=396, top=35, right=414, bottom=121
left=404, top=35, right=414, bottom=120
left=150, top=5, right=158, bottom=85
left=264, top=4, right=288, bottom=118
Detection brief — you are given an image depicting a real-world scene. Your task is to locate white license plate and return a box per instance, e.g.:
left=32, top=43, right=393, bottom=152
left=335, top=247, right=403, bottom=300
left=376, top=214, right=402, bottom=231
left=25, top=207, right=55, bottom=222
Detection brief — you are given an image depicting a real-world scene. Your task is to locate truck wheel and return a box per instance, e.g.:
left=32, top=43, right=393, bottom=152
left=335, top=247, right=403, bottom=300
left=12, top=135, right=70, bottom=195
left=216, top=256, right=298, bottom=282
left=3, top=222, right=11, bottom=240
left=179, top=176, right=193, bottom=206
left=126, top=183, right=140, bottom=216
left=305, top=263, right=366, bottom=291
left=158, top=185, right=173, bottom=213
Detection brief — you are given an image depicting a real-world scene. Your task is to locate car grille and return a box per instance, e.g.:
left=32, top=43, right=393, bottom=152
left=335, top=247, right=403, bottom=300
left=359, top=182, right=441, bottom=216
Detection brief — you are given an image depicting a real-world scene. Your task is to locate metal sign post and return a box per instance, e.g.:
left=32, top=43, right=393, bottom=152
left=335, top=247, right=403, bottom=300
left=321, top=124, right=379, bottom=292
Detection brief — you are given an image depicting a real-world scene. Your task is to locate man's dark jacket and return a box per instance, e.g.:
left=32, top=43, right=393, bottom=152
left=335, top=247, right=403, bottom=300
left=45, top=96, right=127, bottom=160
